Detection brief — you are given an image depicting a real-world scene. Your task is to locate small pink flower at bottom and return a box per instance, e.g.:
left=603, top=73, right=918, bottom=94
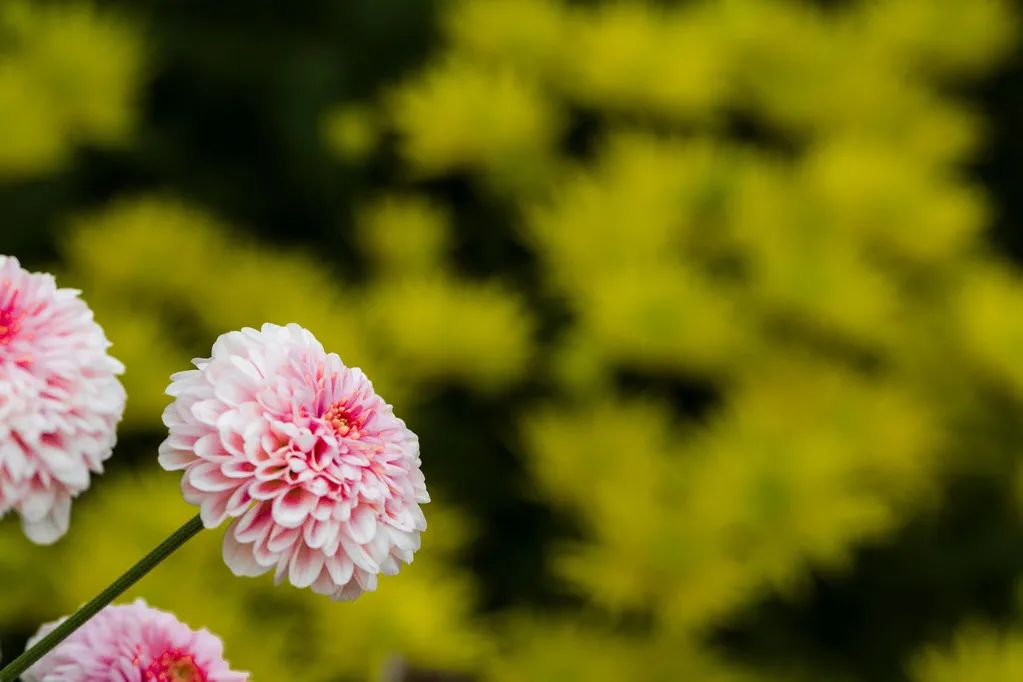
left=22, top=599, right=247, bottom=682
left=158, top=323, right=428, bottom=601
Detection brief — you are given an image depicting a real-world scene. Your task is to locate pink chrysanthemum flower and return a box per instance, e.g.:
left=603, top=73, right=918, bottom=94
left=159, top=323, right=428, bottom=601
left=0, top=255, right=125, bottom=544
left=23, top=599, right=247, bottom=682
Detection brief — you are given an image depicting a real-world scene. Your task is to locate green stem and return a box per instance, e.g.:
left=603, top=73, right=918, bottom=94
left=0, top=514, right=205, bottom=681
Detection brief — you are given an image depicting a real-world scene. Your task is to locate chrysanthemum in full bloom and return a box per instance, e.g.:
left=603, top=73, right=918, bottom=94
left=23, top=599, right=247, bottom=682
left=159, top=323, right=428, bottom=601
left=0, top=255, right=126, bottom=544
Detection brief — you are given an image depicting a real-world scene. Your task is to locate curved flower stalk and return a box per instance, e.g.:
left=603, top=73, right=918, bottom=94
left=23, top=599, right=247, bottom=682
left=0, top=255, right=126, bottom=544
left=159, top=323, right=429, bottom=600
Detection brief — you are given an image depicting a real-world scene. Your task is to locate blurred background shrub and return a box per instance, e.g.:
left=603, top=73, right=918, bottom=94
left=3, top=0, right=1023, bottom=680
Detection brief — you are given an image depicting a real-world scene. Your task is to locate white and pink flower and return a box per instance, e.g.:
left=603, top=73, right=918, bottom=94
left=0, top=255, right=126, bottom=544
left=23, top=599, right=247, bottom=681
left=159, top=323, right=428, bottom=601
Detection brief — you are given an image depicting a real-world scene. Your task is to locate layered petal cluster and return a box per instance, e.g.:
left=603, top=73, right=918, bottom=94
left=0, top=255, right=126, bottom=544
left=23, top=599, right=247, bottom=682
left=159, top=323, right=428, bottom=600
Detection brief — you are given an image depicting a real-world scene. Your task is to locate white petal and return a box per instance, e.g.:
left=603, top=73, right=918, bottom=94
left=271, top=487, right=316, bottom=529
left=21, top=495, right=69, bottom=545
left=340, top=535, right=378, bottom=573
left=325, top=553, right=354, bottom=586
left=222, top=525, right=268, bottom=577
left=288, top=544, right=325, bottom=588
left=345, top=507, right=377, bottom=544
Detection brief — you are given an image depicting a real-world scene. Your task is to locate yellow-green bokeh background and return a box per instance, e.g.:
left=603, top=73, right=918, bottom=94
left=4, top=0, right=1023, bottom=680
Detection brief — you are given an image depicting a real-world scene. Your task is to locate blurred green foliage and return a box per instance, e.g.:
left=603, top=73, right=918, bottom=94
left=3, top=0, right=1023, bottom=680
left=0, top=0, right=141, bottom=180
